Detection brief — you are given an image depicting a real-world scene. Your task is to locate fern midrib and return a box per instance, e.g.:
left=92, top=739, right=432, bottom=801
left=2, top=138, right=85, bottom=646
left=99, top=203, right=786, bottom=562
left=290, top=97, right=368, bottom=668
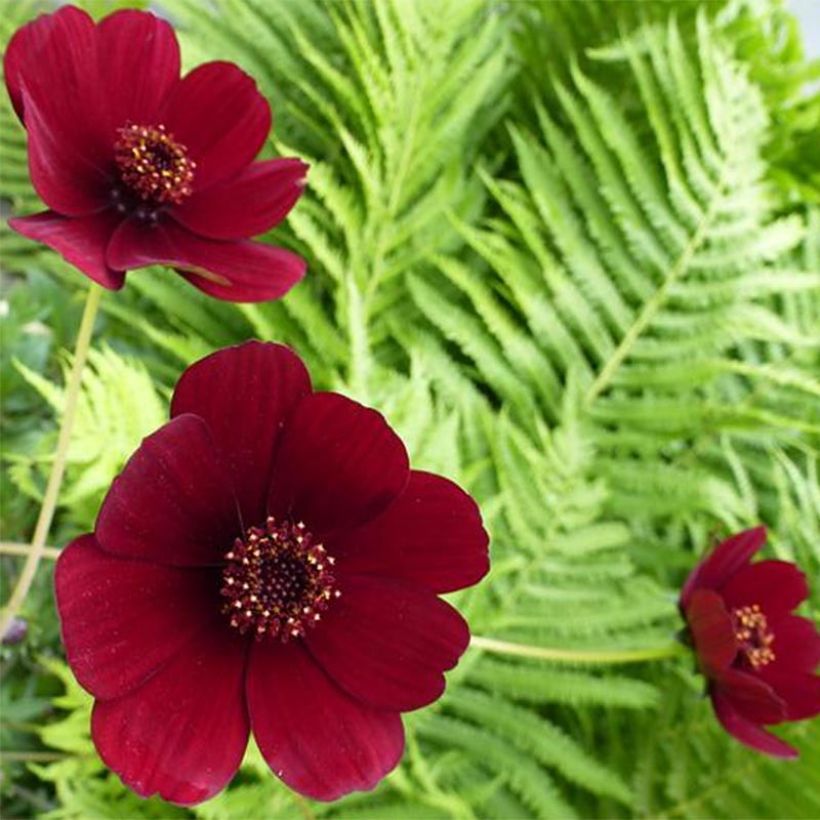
left=585, top=172, right=727, bottom=405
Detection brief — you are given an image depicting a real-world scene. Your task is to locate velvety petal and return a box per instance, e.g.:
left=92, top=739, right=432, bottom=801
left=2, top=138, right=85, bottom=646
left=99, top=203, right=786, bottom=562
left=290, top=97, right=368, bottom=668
left=766, top=614, right=820, bottom=674
left=685, top=589, right=738, bottom=676
left=247, top=641, right=404, bottom=801
left=4, top=6, right=99, bottom=124
left=24, top=96, right=112, bottom=215
left=172, top=158, right=308, bottom=240
left=3, top=9, right=34, bottom=120
left=761, top=671, right=820, bottom=721
left=55, top=535, right=215, bottom=700
left=711, top=690, right=798, bottom=758
left=268, top=393, right=410, bottom=538
left=106, top=218, right=305, bottom=302
left=163, top=61, right=271, bottom=190
left=9, top=211, right=125, bottom=289
left=680, top=527, right=766, bottom=607
left=97, top=10, right=180, bottom=127
left=96, top=414, right=239, bottom=566
left=720, top=560, right=809, bottom=619
left=716, top=669, right=786, bottom=725
left=9, top=7, right=113, bottom=215
left=91, top=625, right=249, bottom=806
left=306, top=575, right=469, bottom=711
left=170, top=342, right=312, bottom=528
left=333, top=471, right=489, bottom=594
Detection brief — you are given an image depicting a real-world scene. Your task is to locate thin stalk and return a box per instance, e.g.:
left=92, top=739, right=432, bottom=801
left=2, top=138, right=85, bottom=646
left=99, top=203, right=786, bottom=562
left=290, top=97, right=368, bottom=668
left=470, top=635, right=687, bottom=665
left=0, top=542, right=60, bottom=560
left=0, top=284, right=102, bottom=639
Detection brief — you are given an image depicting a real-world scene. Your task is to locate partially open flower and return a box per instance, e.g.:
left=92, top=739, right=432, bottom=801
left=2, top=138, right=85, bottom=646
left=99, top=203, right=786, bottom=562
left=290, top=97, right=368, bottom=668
left=5, top=7, right=307, bottom=302
left=55, top=342, right=489, bottom=805
left=680, top=527, right=820, bottom=758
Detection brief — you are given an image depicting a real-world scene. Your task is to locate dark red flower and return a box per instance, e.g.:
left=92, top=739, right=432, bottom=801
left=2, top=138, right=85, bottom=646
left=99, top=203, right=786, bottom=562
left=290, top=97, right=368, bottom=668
left=680, top=527, right=820, bottom=758
left=55, top=342, right=489, bottom=805
left=5, top=7, right=307, bottom=302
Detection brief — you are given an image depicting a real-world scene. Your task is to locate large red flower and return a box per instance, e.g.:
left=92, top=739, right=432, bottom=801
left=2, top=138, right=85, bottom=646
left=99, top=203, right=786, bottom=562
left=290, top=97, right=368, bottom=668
left=5, top=7, right=307, bottom=302
left=680, top=527, right=820, bottom=758
left=55, top=342, right=489, bottom=805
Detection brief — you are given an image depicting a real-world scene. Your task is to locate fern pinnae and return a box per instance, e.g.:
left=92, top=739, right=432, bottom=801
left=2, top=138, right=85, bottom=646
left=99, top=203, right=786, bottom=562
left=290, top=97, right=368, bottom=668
left=432, top=254, right=559, bottom=415
left=511, top=121, right=634, bottom=337
left=417, top=714, right=577, bottom=820
left=469, top=658, right=659, bottom=710
left=449, top=688, right=633, bottom=805
left=533, top=103, right=655, bottom=304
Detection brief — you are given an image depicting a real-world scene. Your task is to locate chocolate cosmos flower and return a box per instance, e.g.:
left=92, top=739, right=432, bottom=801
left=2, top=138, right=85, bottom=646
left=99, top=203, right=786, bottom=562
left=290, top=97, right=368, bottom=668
left=55, top=342, right=489, bottom=804
left=681, top=527, right=820, bottom=758
left=5, top=7, right=307, bottom=302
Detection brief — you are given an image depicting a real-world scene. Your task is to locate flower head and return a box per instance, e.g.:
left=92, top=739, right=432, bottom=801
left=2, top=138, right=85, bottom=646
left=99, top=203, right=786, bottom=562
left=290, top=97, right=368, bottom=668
left=55, top=342, right=489, bottom=805
left=680, top=527, right=820, bottom=758
left=5, top=7, right=308, bottom=302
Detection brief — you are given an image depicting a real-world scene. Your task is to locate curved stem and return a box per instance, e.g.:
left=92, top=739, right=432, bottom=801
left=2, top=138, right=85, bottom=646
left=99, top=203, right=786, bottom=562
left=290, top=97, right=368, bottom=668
left=469, top=635, right=687, bottom=665
left=0, top=284, right=102, bottom=639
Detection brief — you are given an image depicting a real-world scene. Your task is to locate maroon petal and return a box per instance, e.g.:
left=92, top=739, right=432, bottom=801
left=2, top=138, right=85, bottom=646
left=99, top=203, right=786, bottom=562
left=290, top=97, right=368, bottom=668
left=720, top=560, right=808, bottom=620
left=3, top=4, right=43, bottom=120
left=170, top=342, right=312, bottom=529
left=55, top=535, right=215, bottom=700
left=334, top=471, right=489, bottom=594
left=684, top=589, right=737, bottom=676
left=163, top=61, right=271, bottom=190
left=3, top=7, right=37, bottom=120
left=680, top=527, right=766, bottom=607
left=711, top=690, right=798, bottom=758
left=91, top=625, right=249, bottom=806
left=306, top=575, right=469, bottom=711
left=766, top=614, right=820, bottom=673
left=9, top=211, right=124, bottom=289
left=172, top=158, right=308, bottom=240
left=96, top=414, right=239, bottom=566
left=97, top=10, right=180, bottom=128
left=7, top=7, right=113, bottom=215
left=715, top=668, right=786, bottom=725
left=4, top=6, right=100, bottom=125
left=759, top=671, right=820, bottom=721
left=106, top=219, right=305, bottom=302
left=268, top=393, right=410, bottom=538
left=23, top=92, right=112, bottom=215
left=247, top=640, right=404, bottom=801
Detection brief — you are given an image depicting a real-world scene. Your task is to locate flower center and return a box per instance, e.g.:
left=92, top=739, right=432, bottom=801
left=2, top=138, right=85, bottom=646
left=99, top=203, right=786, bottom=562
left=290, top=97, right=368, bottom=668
left=220, top=517, right=339, bottom=641
left=113, top=123, right=195, bottom=209
left=732, top=604, right=775, bottom=669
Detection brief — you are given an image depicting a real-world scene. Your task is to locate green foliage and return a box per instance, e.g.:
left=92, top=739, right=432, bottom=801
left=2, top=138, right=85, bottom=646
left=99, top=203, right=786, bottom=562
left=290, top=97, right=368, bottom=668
left=1, top=0, right=818, bottom=818
left=8, top=346, right=166, bottom=527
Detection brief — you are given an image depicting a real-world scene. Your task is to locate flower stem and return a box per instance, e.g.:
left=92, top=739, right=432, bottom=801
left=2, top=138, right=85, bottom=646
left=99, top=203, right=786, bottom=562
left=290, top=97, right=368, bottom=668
left=0, top=284, right=102, bottom=639
left=0, top=542, right=60, bottom=560
left=469, top=635, right=687, bottom=665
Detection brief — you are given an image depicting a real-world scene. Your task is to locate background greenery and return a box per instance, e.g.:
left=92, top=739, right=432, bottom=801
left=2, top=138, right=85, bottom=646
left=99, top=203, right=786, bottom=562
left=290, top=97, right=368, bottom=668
left=1, top=0, right=818, bottom=817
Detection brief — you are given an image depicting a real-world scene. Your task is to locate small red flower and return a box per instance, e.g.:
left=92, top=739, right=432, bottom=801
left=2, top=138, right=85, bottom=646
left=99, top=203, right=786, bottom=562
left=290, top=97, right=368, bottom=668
left=55, top=342, right=489, bottom=805
left=5, top=7, right=307, bottom=302
left=681, top=527, right=820, bottom=758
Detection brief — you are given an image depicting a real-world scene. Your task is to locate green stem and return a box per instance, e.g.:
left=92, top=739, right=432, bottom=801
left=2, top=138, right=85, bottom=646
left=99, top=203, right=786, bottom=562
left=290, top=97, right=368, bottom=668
left=469, top=635, right=687, bottom=665
left=0, top=284, right=102, bottom=639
